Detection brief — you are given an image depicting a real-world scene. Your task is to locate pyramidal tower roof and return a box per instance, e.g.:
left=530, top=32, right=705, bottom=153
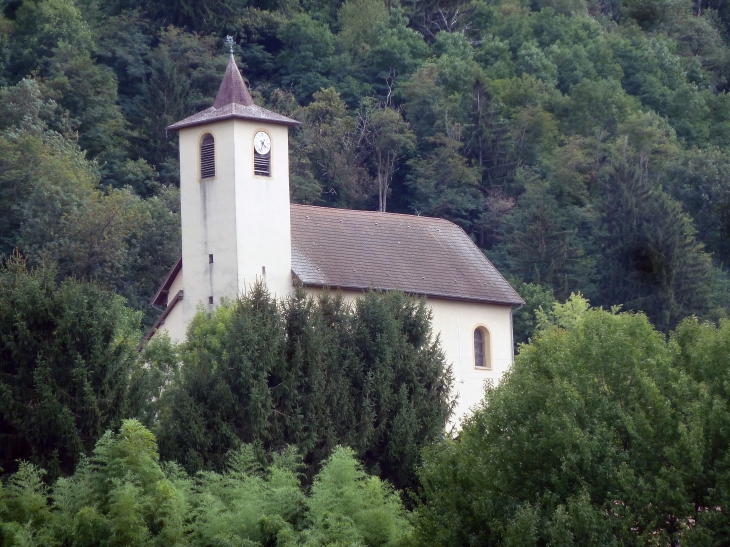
left=213, top=54, right=254, bottom=108
left=168, top=54, right=299, bottom=130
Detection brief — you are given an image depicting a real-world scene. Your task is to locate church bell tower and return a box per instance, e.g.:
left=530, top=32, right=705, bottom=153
left=167, top=54, right=300, bottom=322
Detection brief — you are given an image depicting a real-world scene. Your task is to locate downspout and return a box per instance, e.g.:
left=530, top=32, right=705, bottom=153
left=457, top=316, right=462, bottom=368
left=510, top=304, right=523, bottom=364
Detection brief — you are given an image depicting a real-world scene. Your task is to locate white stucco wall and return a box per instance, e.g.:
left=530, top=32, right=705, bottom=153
left=156, top=269, right=186, bottom=344
left=232, top=122, right=292, bottom=300
left=177, top=119, right=293, bottom=323
left=305, top=287, right=514, bottom=428
left=427, top=297, right=514, bottom=427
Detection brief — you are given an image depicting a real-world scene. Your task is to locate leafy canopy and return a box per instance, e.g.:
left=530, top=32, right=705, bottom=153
left=151, top=286, right=453, bottom=492
left=416, top=296, right=730, bottom=546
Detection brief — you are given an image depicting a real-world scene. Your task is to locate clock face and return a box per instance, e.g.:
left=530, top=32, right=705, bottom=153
left=253, top=131, right=271, bottom=155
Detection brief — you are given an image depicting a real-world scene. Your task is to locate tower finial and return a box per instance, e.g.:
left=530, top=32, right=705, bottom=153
left=225, top=35, right=235, bottom=55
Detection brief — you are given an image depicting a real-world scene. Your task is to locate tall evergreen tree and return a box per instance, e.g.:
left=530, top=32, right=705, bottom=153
left=596, top=144, right=715, bottom=330
left=154, top=286, right=453, bottom=490
left=0, top=255, right=140, bottom=477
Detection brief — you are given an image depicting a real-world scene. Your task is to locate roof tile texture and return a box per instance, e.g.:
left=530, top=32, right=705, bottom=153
left=214, top=55, right=254, bottom=108
left=291, top=204, right=524, bottom=306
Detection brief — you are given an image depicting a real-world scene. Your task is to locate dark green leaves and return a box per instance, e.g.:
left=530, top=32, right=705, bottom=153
left=154, top=286, right=453, bottom=491
left=0, top=256, right=140, bottom=477
left=416, top=302, right=730, bottom=546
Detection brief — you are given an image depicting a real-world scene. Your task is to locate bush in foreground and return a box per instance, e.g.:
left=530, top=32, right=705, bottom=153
left=151, top=286, right=453, bottom=491
left=416, top=296, right=730, bottom=546
left=0, top=420, right=413, bottom=547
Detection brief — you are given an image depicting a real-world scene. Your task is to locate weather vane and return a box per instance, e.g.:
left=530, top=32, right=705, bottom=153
left=225, top=35, right=235, bottom=55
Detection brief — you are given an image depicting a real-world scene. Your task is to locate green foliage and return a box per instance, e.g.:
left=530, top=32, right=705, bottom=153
left=304, top=447, right=412, bottom=546
left=3, top=0, right=730, bottom=326
left=0, top=122, right=180, bottom=325
left=277, top=13, right=337, bottom=102
left=415, top=299, right=730, bottom=546
left=407, top=133, right=483, bottom=230
left=0, top=255, right=140, bottom=477
left=0, top=423, right=414, bottom=546
left=595, top=141, right=716, bottom=330
left=359, top=99, right=416, bottom=212
left=499, top=172, right=596, bottom=300
left=135, top=27, right=225, bottom=183
left=508, top=278, right=557, bottom=345
left=289, top=87, right=370, bottom=207
left=154, top=286, right=453, bottom=491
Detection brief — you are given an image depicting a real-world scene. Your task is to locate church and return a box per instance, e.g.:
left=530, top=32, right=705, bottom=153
left=147, top=53, right=525, bottom=425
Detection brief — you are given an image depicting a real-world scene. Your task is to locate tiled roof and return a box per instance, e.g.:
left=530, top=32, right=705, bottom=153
left=214, top=54, right=254, bottom=108
left=290, top=205, right=524, bottom=306
left=168, top=103, right=299, bottom=130
left=167, top=55, right=299, bottom=131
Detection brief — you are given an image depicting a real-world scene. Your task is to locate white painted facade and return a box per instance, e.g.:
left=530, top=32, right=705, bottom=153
left=178, top=119, right=292, bottom=324
left=428, top=297, right=513, bottom=425
left=155, top=81, right=520, bottom=428
left=159, top=271, right=186, bottom=343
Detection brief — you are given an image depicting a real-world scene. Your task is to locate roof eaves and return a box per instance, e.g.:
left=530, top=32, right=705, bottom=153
left=432, top=219, right=526, bottom=306
left=168, top=112, right=300, bottom=131
left=151, top=255, right=182, bottom=306
left=138, top=290, right=184, bottom=351
left=295, top=281, right=525, bottom=306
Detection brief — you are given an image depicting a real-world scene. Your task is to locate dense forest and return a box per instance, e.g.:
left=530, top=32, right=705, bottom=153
left=3, top=1, right=730, bottom=544
left=1, top=0, right=729, bottom=331
left=3, top=276, right=730, bottom=546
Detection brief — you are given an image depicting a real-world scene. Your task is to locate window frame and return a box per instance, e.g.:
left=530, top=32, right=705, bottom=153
left=473, top=325, right=492, bottom=370
left=252, top=129, right=272, bottom=178
left=199, top=132, right=216, bottom=180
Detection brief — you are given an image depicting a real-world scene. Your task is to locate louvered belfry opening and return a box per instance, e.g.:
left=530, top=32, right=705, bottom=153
left=200, top=134, right=215, bottom=179
left=254, top=149, right=270, bottom=176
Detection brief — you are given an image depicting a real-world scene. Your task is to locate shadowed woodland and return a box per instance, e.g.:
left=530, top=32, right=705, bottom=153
left=0, top=0, right=729, bottom=331
left=2, top=0, right=730, bottom=545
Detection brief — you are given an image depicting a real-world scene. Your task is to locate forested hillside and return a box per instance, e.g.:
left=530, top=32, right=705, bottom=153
left=1, top=0, right=729, bottom=330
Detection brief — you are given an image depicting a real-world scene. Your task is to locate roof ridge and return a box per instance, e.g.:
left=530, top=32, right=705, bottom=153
left=291, top=203, right=453, bottom=224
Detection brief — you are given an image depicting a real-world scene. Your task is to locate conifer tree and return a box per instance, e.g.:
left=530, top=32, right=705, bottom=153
left=0, top=255, right=140, bottom=477
left=596, top=146, right=715, bottom=330
left=155, top=286, right=453, bottom=490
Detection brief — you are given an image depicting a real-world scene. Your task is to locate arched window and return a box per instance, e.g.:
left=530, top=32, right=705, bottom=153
left=474, top=327, right=491, bottom=369
left=200, top=134, right=215, bottom=179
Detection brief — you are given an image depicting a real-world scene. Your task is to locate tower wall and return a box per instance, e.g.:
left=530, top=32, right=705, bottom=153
left=178, top=118, right=293, bottom=322
left=233, top=122, right=293, bottom=299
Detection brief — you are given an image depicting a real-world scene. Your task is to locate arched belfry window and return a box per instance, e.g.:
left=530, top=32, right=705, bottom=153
left=200, top=134, right=215, bottom=179
left=253, top=131, right=271, bottom=176
left=474, top=327, right=492, bottom=370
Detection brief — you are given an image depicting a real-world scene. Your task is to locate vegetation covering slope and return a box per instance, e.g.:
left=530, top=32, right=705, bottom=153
left=0, top=257, right=453, bottom=494
left=416, top=297, right=730, bottom=546
left=3, top=285, right=730, bottom=546
left=4, top=2, right=730, bottom=540
left=1, top=0, right=729, bottom=332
